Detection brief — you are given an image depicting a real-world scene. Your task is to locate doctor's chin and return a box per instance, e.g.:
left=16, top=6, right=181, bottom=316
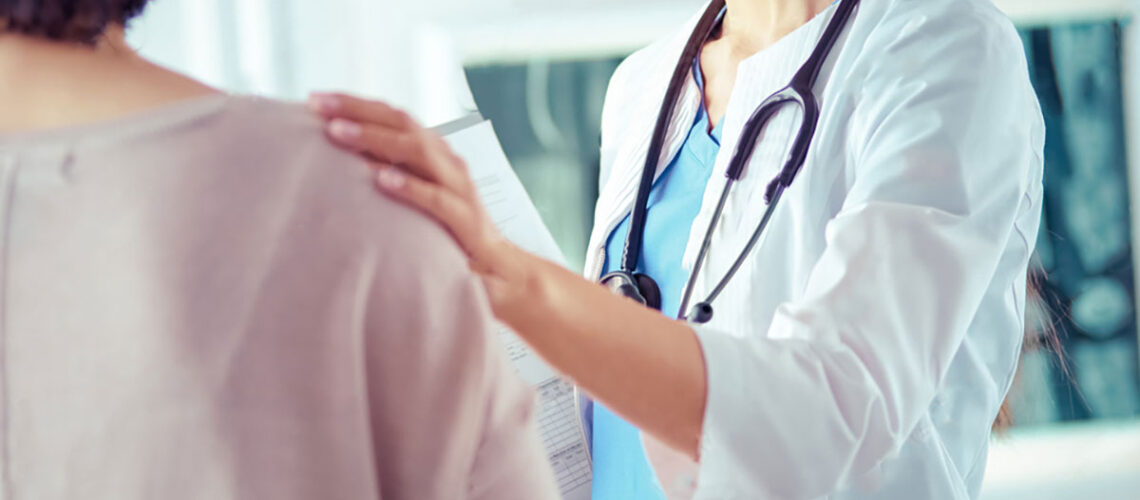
left=1, top=0, right=1139, bottom=499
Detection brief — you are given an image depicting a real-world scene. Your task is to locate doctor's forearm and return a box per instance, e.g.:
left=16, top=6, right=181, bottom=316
left=493, top=246, right=708, bottom=458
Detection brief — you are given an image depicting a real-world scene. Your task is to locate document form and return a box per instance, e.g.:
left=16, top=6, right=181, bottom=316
left=437, top=115, right=592, bottom=500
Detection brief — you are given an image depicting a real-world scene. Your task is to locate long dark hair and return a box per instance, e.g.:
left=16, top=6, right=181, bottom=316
left=0, top=0, right=151, bottom=44
left=995, top=270, right=1065, bottom=431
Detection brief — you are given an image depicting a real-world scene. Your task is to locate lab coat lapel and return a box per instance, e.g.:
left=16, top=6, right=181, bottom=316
left=594, top=83, right=701, bottom=250
left=586, top=10, right=706, bottom=277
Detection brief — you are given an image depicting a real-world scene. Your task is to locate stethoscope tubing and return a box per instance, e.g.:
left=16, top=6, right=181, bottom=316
left=620, top=0, right=729, bottom=275
left=678, top=183, right=786, bottom=319
left=616, top=0, right=860, bottom=324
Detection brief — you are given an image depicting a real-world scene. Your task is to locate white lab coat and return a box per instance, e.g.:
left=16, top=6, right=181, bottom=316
left=584, top=0, right=1045, bottom=498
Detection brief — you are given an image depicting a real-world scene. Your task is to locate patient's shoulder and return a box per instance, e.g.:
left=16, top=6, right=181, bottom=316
left=216, top=96, right=470, bottom=276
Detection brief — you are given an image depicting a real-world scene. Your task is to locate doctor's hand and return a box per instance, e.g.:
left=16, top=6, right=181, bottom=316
left=308, top=92, right=534, bottom=312
left=310, top=92, right=710, bottom=459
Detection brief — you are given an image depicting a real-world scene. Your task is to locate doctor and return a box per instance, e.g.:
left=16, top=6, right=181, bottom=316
left=310, top=0, right=1044, bottom=497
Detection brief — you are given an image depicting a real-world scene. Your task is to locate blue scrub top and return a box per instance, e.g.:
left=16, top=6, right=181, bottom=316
left=591, top=59, right=723, bottom=500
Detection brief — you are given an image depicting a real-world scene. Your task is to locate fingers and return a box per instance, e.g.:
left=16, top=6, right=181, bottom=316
left=329, top=119, right=471, bottom=196
left=330, top=120, right=434, bottom=177
left=313, top=92, right=493, bottom=267
left=308, top=92, right=417, bottom=132
left=313, top=93, right=471, bottom=194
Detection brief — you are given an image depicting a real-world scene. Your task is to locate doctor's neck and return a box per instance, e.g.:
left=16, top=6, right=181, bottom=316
left=720, top=0, right=833, bottom=53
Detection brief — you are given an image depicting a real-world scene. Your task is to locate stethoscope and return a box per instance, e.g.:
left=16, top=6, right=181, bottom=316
left=600, top=0, right=860, bottom=324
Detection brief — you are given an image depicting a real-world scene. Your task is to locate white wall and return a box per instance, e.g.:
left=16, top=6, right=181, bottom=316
left=128, top=0, right=1138, bottom=118
left=127, top=0, right=474, bottom=125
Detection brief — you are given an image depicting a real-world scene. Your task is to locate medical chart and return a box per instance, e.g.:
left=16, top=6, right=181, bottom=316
left=438, top=116, right=593, bottom=500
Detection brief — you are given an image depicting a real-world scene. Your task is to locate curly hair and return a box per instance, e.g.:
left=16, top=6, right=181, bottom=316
left=1, top=0, right=151, bottom=44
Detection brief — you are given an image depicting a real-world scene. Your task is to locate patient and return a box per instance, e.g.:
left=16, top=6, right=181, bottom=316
left=0, top=1, right=557, bottom=499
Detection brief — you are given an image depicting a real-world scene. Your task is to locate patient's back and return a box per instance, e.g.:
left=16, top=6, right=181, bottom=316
left=0, top=95, right=557, bottom=500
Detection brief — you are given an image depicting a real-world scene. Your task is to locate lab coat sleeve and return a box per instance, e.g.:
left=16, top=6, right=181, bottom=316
left=691, top=11, right=1040, bottom=499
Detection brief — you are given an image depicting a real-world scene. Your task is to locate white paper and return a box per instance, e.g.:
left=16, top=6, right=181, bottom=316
left=439, top=117, right=592, bottom=500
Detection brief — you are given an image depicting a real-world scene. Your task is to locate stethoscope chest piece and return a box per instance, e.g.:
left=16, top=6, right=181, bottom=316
left=601, top=270, right=663, bottom=311
left=687, top=302, right=715, bottom=324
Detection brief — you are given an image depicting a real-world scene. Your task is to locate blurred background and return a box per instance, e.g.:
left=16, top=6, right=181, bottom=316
left=127, top=0, right=1140, bottom=498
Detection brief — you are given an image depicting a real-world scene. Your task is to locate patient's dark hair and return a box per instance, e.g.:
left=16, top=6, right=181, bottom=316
left=0, top=0, right=151, bottom=44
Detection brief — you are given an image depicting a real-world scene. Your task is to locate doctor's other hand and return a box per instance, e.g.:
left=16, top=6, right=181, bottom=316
left=308, top=92, right=534, bottom=313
